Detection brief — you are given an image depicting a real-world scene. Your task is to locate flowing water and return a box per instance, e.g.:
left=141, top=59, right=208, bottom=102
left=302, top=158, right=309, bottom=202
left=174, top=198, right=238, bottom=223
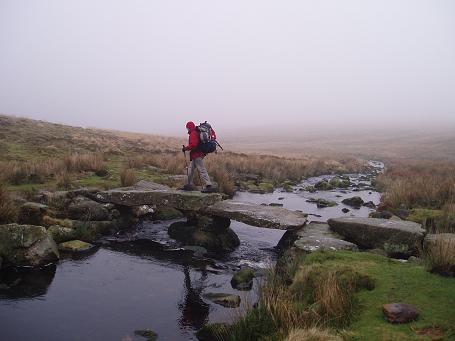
left=0, top=161, right=383, bottom=341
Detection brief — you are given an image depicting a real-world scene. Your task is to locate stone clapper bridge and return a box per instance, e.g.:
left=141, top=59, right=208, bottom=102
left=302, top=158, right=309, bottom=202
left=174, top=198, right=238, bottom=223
left=94, top=181, right=308, bottom=251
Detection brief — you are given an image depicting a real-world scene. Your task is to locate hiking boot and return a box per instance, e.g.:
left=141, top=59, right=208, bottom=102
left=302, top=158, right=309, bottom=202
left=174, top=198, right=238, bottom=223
left=201, top=185, right=217, bottom=193
left=181, top=184, right=198, bottom=191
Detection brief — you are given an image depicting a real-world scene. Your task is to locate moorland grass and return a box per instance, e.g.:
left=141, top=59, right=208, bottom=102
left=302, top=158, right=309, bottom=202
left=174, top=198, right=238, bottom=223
left=225, top=251, right=455, bottom=341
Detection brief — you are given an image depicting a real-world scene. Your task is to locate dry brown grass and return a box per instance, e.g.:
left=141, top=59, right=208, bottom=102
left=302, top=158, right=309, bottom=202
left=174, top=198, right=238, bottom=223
left=377, top=159, right=455, bottom=210
left=0, top=184, right=18, bottom=224
left=285, top=328, right=342, bottom=341
left=423, top=234, right=455, bottom=277
left=120, top=168, right=137, bottom=187
left=55, top=171, right=72, bottom=190
left=63, top=153, right=106, bottom=172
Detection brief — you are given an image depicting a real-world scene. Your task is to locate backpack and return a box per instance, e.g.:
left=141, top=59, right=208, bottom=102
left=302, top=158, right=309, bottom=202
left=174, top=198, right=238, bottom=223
left=196, top=121, right=217, bottom=153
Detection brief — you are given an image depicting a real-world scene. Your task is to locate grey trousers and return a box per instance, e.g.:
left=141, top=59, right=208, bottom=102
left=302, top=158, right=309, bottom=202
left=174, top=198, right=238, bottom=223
left=187, top=157, right=211, bottom=186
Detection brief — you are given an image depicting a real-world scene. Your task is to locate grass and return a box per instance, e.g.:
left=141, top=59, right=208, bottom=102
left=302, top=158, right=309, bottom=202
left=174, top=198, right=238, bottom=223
left=0, top=114, right=371, bottom=196
left=0, top=185, right=18, bottom=224
left=422, top=234, right=455, bottom=277
left=222, top=250, right=455, bottom=341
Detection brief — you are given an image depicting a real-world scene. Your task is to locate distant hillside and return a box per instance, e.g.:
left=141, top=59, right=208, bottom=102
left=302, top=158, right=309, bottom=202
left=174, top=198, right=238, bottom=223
left=0, top=115, right=184, bottom=161
left=224, top=127, right=455, bottom=161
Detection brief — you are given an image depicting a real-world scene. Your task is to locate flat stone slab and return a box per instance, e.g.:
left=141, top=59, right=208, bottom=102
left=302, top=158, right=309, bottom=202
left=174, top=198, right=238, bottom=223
left=293, top=222, right=358, bottom=252
left=203, top=200, right=308, bottom=230
left=94, top=185, right=222, bottom=211
left=328, top=217, right=425, bottom=255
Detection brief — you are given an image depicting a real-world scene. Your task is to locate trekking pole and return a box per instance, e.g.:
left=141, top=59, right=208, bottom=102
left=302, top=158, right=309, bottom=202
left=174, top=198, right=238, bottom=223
left=182, top=145, right=189, bottom=178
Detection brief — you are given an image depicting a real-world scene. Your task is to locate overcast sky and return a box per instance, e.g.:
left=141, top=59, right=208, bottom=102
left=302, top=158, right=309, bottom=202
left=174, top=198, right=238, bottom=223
left=1, top=0, right=454, bottom=135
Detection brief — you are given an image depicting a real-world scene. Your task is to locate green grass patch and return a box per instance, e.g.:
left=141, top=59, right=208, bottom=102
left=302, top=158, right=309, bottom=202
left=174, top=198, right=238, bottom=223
left=303, top=251, right=455, bottom=340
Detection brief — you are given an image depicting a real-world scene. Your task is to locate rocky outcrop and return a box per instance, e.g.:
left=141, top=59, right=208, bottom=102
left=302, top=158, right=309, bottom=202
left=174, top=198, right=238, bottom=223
left=383, top=303, right=419, bottom=323
left=47, top=225, right=78, bottom=243
left=328, top=217, right=425, bottom=256
left=0, top=224, right=59, bottom=267
left=203, top=200, right=308, bottom=230
left=279, top=222, right=358, bottom=252
left=168, top=216, right=240, bottom=252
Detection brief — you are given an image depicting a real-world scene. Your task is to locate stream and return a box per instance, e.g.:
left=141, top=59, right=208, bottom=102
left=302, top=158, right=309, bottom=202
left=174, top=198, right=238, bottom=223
left=0, top=161, right=383, bottom=341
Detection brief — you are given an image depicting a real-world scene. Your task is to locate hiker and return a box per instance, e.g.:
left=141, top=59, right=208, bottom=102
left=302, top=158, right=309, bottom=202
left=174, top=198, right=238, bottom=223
left=182, top=121, right=215, bottom=192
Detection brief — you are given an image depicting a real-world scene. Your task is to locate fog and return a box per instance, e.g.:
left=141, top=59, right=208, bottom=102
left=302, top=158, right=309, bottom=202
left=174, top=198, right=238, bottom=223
left=1, top=0, right=454, bottom=136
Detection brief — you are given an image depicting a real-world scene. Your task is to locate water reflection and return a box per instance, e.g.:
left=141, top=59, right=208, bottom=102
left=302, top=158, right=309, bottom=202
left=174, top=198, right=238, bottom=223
left=179, top=266, right=209, bottom=330
left=0, top=264, right=56, bottom=299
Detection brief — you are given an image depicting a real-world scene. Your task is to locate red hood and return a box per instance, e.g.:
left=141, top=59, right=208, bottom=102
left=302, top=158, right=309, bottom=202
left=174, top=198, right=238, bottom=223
left=186, top=121, right=196, bottom=132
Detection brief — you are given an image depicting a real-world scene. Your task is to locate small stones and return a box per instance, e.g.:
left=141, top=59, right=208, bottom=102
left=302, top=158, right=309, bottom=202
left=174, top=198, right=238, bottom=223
left=203, top=292, right=241, bottom=308
left=383, top=303, right=419, bottom=323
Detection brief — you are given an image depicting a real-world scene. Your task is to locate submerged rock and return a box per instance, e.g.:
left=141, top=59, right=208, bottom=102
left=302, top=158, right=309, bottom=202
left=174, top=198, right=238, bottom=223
left=383, top=303, right=419, bottom=323
left=0, top=224, right=59, bottom=267
left=203, top=292, right=241, bottom=308
left=342, top=196, right=364, bottom=209
left=58, top=240, right=94, bottom=252
left=306, top=198, right=338, bottom=208
left=328, top=217, right=425, bottom=256
left=231, top=267, right=256, bottom=290
left=134, top=329, right=158, bottom=341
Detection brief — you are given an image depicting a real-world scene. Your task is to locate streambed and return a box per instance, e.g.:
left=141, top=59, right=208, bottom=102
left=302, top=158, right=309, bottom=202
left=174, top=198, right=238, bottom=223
left=0, top=161, right=383, bottom=341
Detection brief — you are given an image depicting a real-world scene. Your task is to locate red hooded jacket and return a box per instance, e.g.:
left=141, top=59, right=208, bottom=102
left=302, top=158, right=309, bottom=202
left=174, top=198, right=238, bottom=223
left=184, top=121, right=211, bottom=160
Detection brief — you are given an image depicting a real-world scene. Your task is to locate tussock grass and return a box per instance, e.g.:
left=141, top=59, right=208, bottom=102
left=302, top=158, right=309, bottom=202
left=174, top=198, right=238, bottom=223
left=377, top=159, right=455, bottom=210
left=120, top=168, right=137, bottom=187
left=0, top=184, right=18, bottom=224
left=423, top=234, right=455, bottom=277
left=285, top=328, right=343, bottom=341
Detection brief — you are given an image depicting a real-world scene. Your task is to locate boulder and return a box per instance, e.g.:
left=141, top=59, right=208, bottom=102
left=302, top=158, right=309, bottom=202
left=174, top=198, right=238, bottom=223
left=314, top=180, right=334, bottom=191
left=328, top=217, right=425, bottom=256
left=231, top=267, right=256, bottom=290
left=342, top=208, right=350, bottom=213
left=203, top=292, right=241, bottom=308
left=47, top=225, right=78, bottom=243
left=280, top=222, right=358, bottom=252
left=203, top=200, right=308, bottom=230
left=67, top=196, right=110, bottom=221
left=363, top=201, right=376, bottom=209
left=329, top=177, right=350, bottom=188
left=58, top=240, right=94, bottom=252
left=0, top=224, right=59, bottom=267
left=168, top=220, right=240, bottom=252
left=383, top=303, right=419, bottom=323
left=17, top=202, right=49, bottom=225
left=342, top=196, right=364, bottom=209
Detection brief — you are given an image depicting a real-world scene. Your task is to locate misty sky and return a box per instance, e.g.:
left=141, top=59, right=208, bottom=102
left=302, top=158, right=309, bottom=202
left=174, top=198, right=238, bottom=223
left=1, top=0, right=454, bottom=135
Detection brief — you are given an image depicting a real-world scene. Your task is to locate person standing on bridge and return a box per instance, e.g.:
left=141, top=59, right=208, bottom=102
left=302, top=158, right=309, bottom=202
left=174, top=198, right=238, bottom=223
left=182, top=121, right=215, bottom=193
